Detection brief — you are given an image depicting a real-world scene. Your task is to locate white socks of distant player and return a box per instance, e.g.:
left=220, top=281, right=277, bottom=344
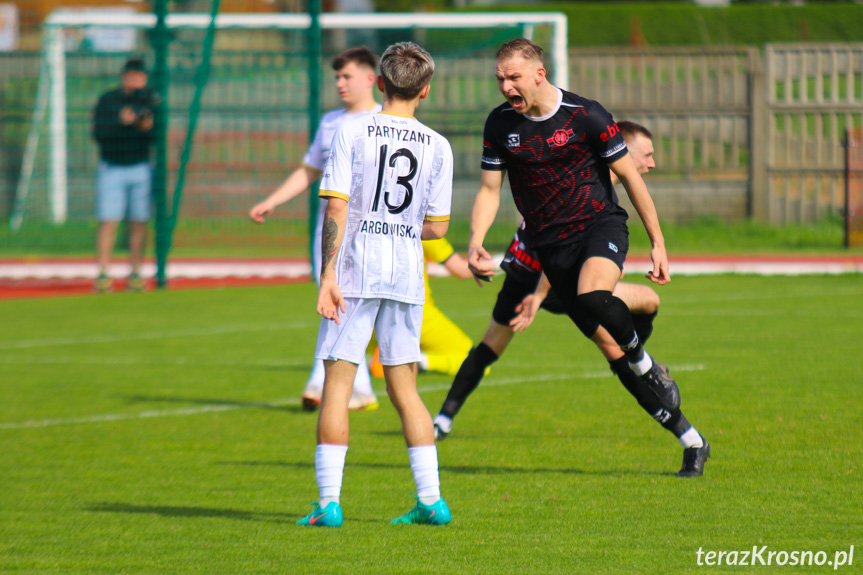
left=353, top=354, right=374, bottom=396
left=418, top=353, right=431, bottom=372
left=305, top=357, right=375, bottom=397
left=408, top=445, right=441, bottom=505
left=679, top=427, right=704, bottom=449
left=629, top=351, right=654, bottom=376
left=316, top=444, right=348, bottom=507
left=306, top=359, right=326, bottom=390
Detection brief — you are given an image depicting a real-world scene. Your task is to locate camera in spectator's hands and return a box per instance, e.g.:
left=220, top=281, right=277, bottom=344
left=131, top=87, right=157, bottom=118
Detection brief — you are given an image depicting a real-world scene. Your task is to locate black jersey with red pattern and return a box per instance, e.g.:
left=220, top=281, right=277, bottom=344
left=481, top=89, right=629, bottom=248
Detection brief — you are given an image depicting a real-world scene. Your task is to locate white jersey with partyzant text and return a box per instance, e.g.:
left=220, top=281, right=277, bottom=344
left=319, top=111, right=453, bottom=304
left=300, top=105, right=381, bottom=278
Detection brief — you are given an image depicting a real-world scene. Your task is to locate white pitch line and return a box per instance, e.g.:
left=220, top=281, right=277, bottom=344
left=2, top=259, right=862, bottom=278
left=0, top=364, right=705, bottom=431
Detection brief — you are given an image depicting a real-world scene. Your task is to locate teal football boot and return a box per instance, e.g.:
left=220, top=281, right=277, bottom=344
left=391, top=498, right=451, bottom=525
left=297, top=501, right=343, bottom=527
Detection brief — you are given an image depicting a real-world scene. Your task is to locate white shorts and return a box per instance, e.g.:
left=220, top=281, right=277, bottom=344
left=315, top=297, right=423, bottom=366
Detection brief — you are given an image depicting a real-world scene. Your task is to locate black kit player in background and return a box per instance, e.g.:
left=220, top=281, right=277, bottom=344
left=463, top=39, right=710, bottom=477
left=434, top=121, right=710, bottom=477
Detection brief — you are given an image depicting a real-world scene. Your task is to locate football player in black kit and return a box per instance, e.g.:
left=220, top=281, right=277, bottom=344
left=434, top=121, right=708, bottom=477
left=462, top=39, right=709, bottom=477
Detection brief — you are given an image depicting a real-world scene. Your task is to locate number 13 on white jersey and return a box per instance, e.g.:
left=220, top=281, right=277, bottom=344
left=319, top=112, right=453, bottom=304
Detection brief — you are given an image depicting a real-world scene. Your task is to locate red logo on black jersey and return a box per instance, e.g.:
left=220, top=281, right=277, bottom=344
left=507, top=238, right=542, bottom=271
left=546, top=129, right=573, bottom=147
left=600, top=123, right=620, bottom=142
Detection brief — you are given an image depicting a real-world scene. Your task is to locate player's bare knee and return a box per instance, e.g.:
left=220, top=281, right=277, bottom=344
left=614, top=283, right=660, bottom=315
left=642, top=288, right=660, bottom=314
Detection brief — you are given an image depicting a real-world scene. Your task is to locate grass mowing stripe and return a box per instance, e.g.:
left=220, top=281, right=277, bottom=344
left=0, top=322, right=312, bottom=350
left=6, top=282, right=854, bottom=350
left=669, top=284, right=863, bottom=304
left=500, top=363, right=706, bottom=374
left=0, top=312, right=493, bottom=351
left=0, top=375, right=560, bottom=430
left=0, top=364, right=705, bottom=430
left=0, top=357, right=311, bottom=368
left=666, top=309, right=863, bottom=318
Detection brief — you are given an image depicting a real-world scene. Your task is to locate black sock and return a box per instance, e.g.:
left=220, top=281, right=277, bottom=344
left=577, top=291, right=643, bottom=362
left=666, top=411, right=691, bottom=438
left=632, top=311, right=658, bottom=345
left=609, top=357, right=688, bottom=437
left=440, top=342, right=498, bottom=418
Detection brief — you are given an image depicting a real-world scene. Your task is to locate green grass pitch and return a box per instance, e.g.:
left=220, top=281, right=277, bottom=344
left=1, top=275, right=861, bottom=574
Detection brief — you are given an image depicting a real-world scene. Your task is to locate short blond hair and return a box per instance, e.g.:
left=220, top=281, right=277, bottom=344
left=496, top=38, right=544, bottom=64
left=379, top=42, right=435, bottom=100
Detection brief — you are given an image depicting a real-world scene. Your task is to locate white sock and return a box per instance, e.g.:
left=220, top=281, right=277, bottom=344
left=352, top=354, right=375, bottom=396
left=433, top=414, right=453, bottom=433
left=418, top=353, right=430, bottom=372
left=629, top=351, right=653, bottom=376
left=306, top=359, right=326, bottom=390
left=316, top=444, right=348, bottom=506
left=408, top=445, right=441, bottom=505
left=679, top=427, right=704, bottom=449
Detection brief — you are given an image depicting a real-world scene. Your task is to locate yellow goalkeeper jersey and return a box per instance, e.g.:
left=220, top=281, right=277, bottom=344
left=422, top=237, right=456, bottom=307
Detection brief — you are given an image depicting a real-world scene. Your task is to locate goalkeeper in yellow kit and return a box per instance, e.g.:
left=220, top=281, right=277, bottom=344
left=371, top=237, right=474, bottom=378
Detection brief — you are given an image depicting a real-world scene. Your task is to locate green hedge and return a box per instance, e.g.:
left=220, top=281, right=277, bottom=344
left=458, top=3, right=863, bottom=47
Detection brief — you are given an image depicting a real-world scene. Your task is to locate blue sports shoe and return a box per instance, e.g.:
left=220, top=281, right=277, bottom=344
left=391, top=498, right=452, bottom=525
left=297, top=501, right=343, bottom=527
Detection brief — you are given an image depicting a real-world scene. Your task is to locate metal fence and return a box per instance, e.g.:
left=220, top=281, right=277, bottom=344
left=564, top=44, right=863, bottom=226
left=764, top=44, right=863, bottom=225
left=568, top=46, right=756, bottom=224
left=2, top=40, right=862, bottom=257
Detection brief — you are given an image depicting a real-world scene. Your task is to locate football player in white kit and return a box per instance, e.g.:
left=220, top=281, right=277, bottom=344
left=298, top=42, right=454, bottom=527
left=249, top=47, right=380, bottom=412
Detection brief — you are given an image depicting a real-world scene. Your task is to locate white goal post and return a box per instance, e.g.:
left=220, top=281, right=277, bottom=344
left=33, top=11, right=568, bottom=224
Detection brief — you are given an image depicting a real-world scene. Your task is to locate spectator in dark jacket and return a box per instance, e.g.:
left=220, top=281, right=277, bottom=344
left=92, top=57, right=158, bottom=292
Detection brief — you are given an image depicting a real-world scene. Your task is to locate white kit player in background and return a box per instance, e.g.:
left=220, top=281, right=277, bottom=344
left=298, top=42, right=454, bottom=527
left=249, top=47, right=381, bottom=412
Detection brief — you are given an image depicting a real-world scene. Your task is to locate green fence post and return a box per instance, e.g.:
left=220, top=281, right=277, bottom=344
left=166, top=0, right=222, bottom=253
left=307, top=0, right=322, bottom=269
left=153, top=0, right=170, bottom=288
left=845, top=128, right=851, bottom=250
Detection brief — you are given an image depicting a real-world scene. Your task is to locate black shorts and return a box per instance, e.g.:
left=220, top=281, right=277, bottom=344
left=534, top=214, right=629, bottom=312
left=492, top=274, right=569, bottom=326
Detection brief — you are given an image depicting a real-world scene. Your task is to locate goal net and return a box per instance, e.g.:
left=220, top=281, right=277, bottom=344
left=9, top=10, right=567, bottom=260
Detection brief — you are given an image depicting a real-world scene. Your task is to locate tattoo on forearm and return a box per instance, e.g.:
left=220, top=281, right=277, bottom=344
left=321, top=216, right=339, bottom=276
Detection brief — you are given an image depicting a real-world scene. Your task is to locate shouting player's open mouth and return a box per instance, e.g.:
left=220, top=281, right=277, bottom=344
left=508, top=94, right=525, bottom=111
